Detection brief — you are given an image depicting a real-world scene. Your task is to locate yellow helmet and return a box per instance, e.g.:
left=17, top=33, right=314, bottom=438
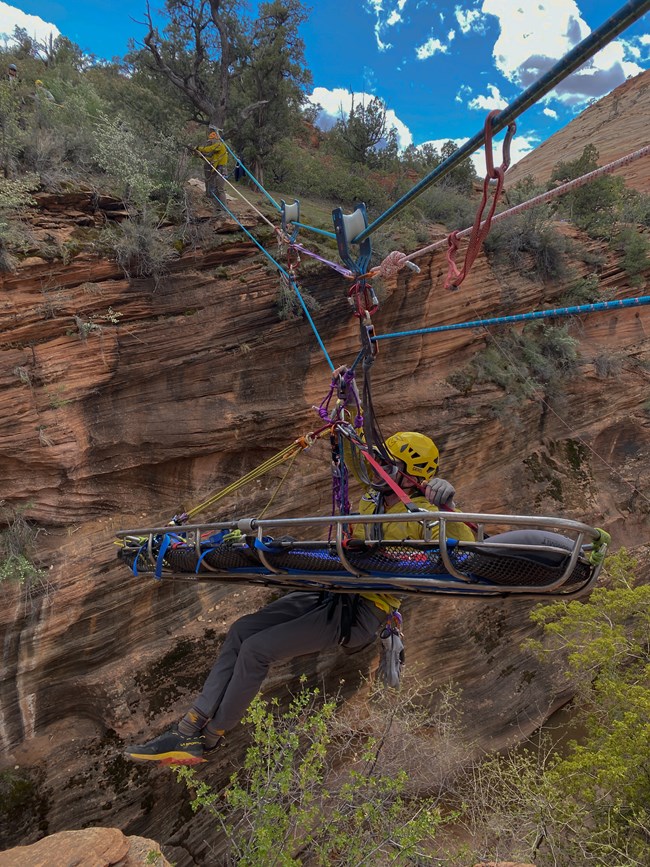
left=35, top=79, right=43, bottom=86
left=385, top=432, right=439, bottom=480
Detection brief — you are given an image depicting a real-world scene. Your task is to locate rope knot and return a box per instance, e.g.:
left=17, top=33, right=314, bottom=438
left=378, top=250, right=409, bottom=278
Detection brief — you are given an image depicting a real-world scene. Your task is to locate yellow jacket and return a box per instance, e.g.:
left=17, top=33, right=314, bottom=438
left=352, top=471, right=475, bottom=615
left=354, top=491, right=475, bottom=543
left=196, top=140, right=228, bottom=168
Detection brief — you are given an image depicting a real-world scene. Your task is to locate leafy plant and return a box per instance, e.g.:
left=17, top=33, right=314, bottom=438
left=0, top=174, right=38, bottom=271
left=0, top=503, right=46, bottom=590
left=447, top=322, right=580, bottom=405
left=175, top=684, right=444, bottom=865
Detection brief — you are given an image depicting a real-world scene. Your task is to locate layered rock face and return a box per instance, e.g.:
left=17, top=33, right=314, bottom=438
left=1, top=73, right=649, bottom=864
left=506, top=69, right=650, bottom=190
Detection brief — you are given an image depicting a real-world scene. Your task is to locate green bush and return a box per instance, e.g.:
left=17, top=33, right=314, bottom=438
left=102, top=212, right=177, bottom=284
left=275, top=272, right=320, bottom=321
left=449, top=550, right=650, bottom=866
left=0, top=174, right=38, bottom=271
left=560, top=273, right=602, bottom=306
left=175, top=685, right=444, bottom=865
left=0, top=503, right=46, bottom=589
left=447, top=322, right=579, bottom=404
left=483, top=210, right=568, bottom=282
left=617, top=227, right=649, bottom=287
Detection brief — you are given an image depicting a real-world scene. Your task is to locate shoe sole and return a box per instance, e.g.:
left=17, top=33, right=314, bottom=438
left=126, top=751, right=206, bottom=765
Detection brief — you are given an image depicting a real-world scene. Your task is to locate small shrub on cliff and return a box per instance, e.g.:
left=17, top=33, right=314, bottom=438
left=483, top=209, right=568, bottom=282
left=175, top=684, right=444, bottom=865
left=0, top=175, right=38, bottom=271
left=0, top=502, right=45, bottom=589
left=447, top=322, right=579, bottom=407
left=616, top=226, right=649, bottom=288
left=102, top=213, right=177, bottom=285
left=275, top=273, right=320, bottom=320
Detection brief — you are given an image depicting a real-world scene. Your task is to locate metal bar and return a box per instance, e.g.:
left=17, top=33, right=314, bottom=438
left=117, top=512, right=601, bottom=540
left=354, top=0, right=650, bottom=242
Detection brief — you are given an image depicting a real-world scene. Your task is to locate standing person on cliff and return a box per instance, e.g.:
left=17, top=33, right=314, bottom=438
left=195, top=127, right=228, bottom=214
left=125, top=385, right=474, bottom=766
left=6, top=63, right=18, bottom=85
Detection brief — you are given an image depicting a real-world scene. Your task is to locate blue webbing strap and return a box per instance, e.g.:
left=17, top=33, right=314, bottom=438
left=132, top=541, right=147, bottom=577
left=154, top=534, right=173, bottom=580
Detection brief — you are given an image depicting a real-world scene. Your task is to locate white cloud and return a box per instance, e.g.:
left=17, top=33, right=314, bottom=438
left=456, top=83, right=472, bottom=104
left=418, top=133, right=537, bottom=175
left=640, top=34, right=650, bottom=46
left=0, top=2, right=60, bottom=44
left=307, top=87, right=413, bottom=149
left=543, top=107, right=558, bottom=119
left=454, top=6, right=486, bottom=35
left=366, top=0, right=409, bottom=52
left=467, top=83, right=508, bottom=110
left=416, top=37, right=449, bottom=60
left=481, top=0, right=644, bottom=108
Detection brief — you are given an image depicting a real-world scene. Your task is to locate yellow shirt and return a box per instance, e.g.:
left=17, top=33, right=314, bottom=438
left=354, top=492, right=475, bottom=615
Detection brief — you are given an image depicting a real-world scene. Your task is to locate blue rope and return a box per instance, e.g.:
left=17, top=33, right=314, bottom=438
left=373, top=296, right=650, bottom=342
left=291, top=221, right=337, bottom=240
left=210, top=192, right=334, bottom=370
left=221, top=141, right=281, bottom=212
left=354, top=0, right=650, bottom=243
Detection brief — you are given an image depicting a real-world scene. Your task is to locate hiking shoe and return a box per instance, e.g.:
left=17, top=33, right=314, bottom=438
left=202, top=736, right=224, bottom=758
left=125, top=727, right=206, bottom=766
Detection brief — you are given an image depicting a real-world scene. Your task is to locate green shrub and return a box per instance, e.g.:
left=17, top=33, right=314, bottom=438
left=275, top=272, right=320, bottom=321
left=560, top=273, right=602, bottom=306
left=175, top=685, right=444, bottom=865
left=0, top=174, right=38, bottom=271
left=102, top=212, right=177, bottom=284
left=0, top=503, right=46, bottom=589
left=447, top=322, right=579, bottom=404
left=483, top=210, right=567, bottom=282
left=617, top=226, right=649, bottom=287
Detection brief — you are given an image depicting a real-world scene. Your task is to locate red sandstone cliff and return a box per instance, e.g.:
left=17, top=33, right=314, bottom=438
left=0, top=72, right=649, bottom=864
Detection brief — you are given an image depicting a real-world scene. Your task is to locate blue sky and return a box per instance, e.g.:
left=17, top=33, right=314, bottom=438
left=1, top=0, right=649, bottom=168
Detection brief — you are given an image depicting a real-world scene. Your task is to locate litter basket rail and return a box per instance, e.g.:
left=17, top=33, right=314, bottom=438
left=116, top=512, right=607, bottom=599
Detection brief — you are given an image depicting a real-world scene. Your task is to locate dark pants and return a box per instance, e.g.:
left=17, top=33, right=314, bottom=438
left=192, top=592, right=383, bottom=732
left=204, top=164, right=226, bottom=210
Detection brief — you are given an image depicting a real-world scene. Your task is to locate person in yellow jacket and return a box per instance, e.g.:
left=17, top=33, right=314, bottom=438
left=352, top=429, right=475, bottom=617
left=125, top=385, right=471, bottom=766
left=195, top=128, right=228, bottom=211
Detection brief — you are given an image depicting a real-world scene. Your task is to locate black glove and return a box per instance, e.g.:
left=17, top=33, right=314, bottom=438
left=424, top=477, right=456, bottom=508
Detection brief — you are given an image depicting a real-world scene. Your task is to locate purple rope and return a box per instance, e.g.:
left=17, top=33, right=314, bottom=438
left=291, top=243, right=354, bottom=277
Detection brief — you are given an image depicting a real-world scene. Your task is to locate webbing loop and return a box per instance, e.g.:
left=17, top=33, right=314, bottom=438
left=444, top=111, right=516, bottom=290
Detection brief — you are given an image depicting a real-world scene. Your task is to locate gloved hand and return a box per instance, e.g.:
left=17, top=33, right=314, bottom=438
left=588, top=528, right=611, bottom=566
left=424, top=477, right=456, bottom=509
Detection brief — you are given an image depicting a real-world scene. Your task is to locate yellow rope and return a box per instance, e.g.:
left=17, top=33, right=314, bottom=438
left=258, top=447, right=302, bottom=519
left=185, top=429, right=330, bottom=521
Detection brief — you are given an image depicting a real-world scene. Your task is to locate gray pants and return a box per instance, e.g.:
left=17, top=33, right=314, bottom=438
left=193, top=592, right=383, bottom=732
left=204, top=164, right=226, bottom=210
